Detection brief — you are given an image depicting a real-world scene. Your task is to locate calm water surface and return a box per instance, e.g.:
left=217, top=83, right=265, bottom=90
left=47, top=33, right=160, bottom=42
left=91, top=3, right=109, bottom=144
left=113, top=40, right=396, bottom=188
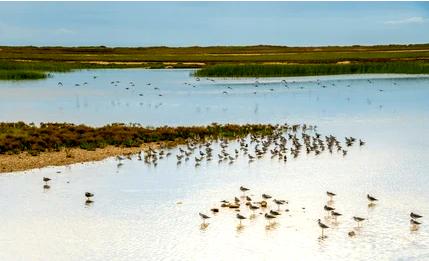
left=0, top=70, right=428, bottom=260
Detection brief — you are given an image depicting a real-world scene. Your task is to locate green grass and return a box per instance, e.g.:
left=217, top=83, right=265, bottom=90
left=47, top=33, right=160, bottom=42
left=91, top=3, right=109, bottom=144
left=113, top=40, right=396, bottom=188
left=194, top=62, right=429, bottom=77
left=0, top=60, right=162, bottom=80
left=0, top=70, right=47, bottom=80
left=0, top=122, right=280, bottom=155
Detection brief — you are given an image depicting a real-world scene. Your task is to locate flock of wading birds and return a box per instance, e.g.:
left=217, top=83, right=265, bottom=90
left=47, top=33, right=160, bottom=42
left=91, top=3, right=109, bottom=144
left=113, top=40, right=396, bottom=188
left=198, top=187, right=424, bottom=239
left=136, top=123, right=361, bottom=168
left=38, top=123, right=423, bottom=237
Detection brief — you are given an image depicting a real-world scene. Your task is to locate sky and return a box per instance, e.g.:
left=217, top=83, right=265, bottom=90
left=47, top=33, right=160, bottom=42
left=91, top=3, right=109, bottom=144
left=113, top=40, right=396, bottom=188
left=0, top=1, right=428, bottom=47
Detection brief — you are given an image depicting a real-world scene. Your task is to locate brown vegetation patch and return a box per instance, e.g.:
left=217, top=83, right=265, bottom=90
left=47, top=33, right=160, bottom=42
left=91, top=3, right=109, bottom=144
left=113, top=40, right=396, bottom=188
left=0, top=122, right=280, bottom=172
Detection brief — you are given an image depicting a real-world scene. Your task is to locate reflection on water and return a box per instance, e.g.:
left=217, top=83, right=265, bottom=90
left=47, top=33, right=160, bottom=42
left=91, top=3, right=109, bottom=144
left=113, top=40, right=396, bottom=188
left=0, top=70, right=429, bottom=260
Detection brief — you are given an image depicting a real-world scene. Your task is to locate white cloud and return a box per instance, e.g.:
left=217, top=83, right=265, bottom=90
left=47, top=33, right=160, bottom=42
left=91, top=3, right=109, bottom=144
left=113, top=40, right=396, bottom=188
left=384, top=16, right=427, bottom=25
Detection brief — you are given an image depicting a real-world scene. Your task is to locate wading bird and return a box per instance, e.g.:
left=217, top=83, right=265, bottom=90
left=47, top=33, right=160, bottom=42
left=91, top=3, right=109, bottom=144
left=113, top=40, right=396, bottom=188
left=326, top=191, right=336, bottom=200
left=410, top=212, right=423, bottom=219
left=262, top=194, right=272, bottom=200
left=353, top=216, right=365, bottom=227
left=199, top=213, right=210, bottom=225
left=265, top=213, right=276, bottom=226
left=240, top=186, right=250, bottom=196
left=367, top=194, right=378, bottom=203
left=236, top=213, right=246, bottom=226
left=331, top=211, right=342, bottom=221
left=273, top=199, right=287, bottom=210
left=318, top=219, right=329, bottom=238
left=410, top=219, right=421, bottom=230
left=85, top=192, right=94, bottom=203
left=43, top=177, right=51, bottom=185
left=324, top=205, right=335, bottom=215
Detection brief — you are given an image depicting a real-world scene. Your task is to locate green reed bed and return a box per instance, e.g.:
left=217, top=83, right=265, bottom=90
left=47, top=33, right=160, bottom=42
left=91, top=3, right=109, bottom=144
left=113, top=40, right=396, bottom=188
left=0, top=122, right=280, bottom=155
left=0, top=60, right=154, bottom=80
left=0, top=61, right=78, bottom=80
left=194, top=62, right=429, bottom=77
left=0, top=70, right=47, bottom=80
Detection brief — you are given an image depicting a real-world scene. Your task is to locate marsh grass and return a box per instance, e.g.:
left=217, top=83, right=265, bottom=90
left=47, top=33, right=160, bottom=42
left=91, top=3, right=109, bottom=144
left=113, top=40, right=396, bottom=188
left=0, top=70, right=47, bottom=80
left=1, top=44, right=429, bottom=79
left=0, top=122, right=278, bottom=155
left=194, top=62, right=429, bottom=77
left=0, top=60, right=155, bottom=80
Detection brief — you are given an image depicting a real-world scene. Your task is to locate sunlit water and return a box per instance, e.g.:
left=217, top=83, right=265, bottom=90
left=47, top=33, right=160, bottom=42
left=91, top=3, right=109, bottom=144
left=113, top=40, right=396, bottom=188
left=0, top=70, right=428, bottom=261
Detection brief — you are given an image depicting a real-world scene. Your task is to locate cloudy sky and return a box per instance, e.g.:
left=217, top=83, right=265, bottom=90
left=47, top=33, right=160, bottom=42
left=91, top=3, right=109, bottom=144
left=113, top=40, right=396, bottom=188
left=0, top=2, right=428, bottom=47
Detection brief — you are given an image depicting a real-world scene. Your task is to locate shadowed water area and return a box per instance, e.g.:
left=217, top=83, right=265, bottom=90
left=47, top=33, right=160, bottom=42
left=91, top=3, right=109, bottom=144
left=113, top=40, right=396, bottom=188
left=0, top=69, right=428, bottom=260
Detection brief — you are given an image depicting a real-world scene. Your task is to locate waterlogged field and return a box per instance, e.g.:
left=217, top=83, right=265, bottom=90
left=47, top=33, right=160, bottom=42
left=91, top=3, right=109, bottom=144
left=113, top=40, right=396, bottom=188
left=0, top=69, right=428, bottom=260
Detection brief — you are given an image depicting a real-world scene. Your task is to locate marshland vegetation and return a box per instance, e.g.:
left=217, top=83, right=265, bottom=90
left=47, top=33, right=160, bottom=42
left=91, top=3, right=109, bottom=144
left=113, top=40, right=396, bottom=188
left=1, top=44, right=429, bottom=79
left=0, top=60, right=163, bottom=80
left=194, top=62, right=429, bottom=77
left=0, top=122, right=279, bottom=155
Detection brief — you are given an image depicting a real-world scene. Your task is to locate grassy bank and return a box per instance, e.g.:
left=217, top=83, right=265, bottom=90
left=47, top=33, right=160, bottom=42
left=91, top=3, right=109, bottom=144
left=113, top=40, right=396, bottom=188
left=0, top=44, right=428, bottom=79
left=0, top=122, right=278, bottom=155
left=0, top=60, right=170, bottom=80
left=194, top=62, right=429, bottom=77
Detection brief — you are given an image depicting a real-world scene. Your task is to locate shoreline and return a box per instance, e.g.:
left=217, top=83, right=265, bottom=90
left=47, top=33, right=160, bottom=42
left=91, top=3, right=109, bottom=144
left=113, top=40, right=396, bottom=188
left=0, top=142, right=170, bottom=174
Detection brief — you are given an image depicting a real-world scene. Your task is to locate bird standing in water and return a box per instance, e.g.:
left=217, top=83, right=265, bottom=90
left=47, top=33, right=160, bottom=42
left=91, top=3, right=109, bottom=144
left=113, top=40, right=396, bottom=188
left=43, top=177, right=51, bottom=185
left=410, top=212, right=423, bottom=230
left=273, top=199, right=287, bottom=210
left=85, top=192, right=94, bottom=204
left=367, top=194, right=378, bottom=203
left=318, top=219, right=329, bottom=238
left=410, top=212, right=423, bottom=219
left=240, top=186, right=250, bottom=196
left=326, top=191, right=336, bottom=201
left=262, top=194, right=272, bottom=200
left=410, top=219, right=422, bottom=230
left=199, top=213, right=210, bottom=225
left=265, top=213, right=276, bottom=226
left=331, top=211, right=342, bottom=221
left=324, top=205, right=335, bottom=216
left=236, top=213, right=246, bottom=226
left=43, top=177, right=51, bottom=190
left=367, top=194, right=378, bottom=207
left=353, top=216, right=365, bottom=227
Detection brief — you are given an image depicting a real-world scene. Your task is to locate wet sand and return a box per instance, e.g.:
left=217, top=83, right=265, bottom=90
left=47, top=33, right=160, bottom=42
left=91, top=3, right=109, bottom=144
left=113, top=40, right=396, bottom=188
left=0, top=142, right=172, bottom=174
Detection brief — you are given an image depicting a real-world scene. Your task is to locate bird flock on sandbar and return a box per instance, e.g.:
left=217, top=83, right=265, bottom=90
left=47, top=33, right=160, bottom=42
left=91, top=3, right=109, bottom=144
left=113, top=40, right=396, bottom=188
left=199, top=186, right=424, bottom=238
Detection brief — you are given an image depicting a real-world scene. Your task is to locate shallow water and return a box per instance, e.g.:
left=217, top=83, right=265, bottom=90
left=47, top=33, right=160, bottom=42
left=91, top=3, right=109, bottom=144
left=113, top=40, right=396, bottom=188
left=0, top=70, right=428, bottom=260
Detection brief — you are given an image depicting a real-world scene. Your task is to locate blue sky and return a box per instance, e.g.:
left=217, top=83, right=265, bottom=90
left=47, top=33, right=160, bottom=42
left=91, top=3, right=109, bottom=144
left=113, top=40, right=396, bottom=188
left=0, top=2, right=428, bottom=47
